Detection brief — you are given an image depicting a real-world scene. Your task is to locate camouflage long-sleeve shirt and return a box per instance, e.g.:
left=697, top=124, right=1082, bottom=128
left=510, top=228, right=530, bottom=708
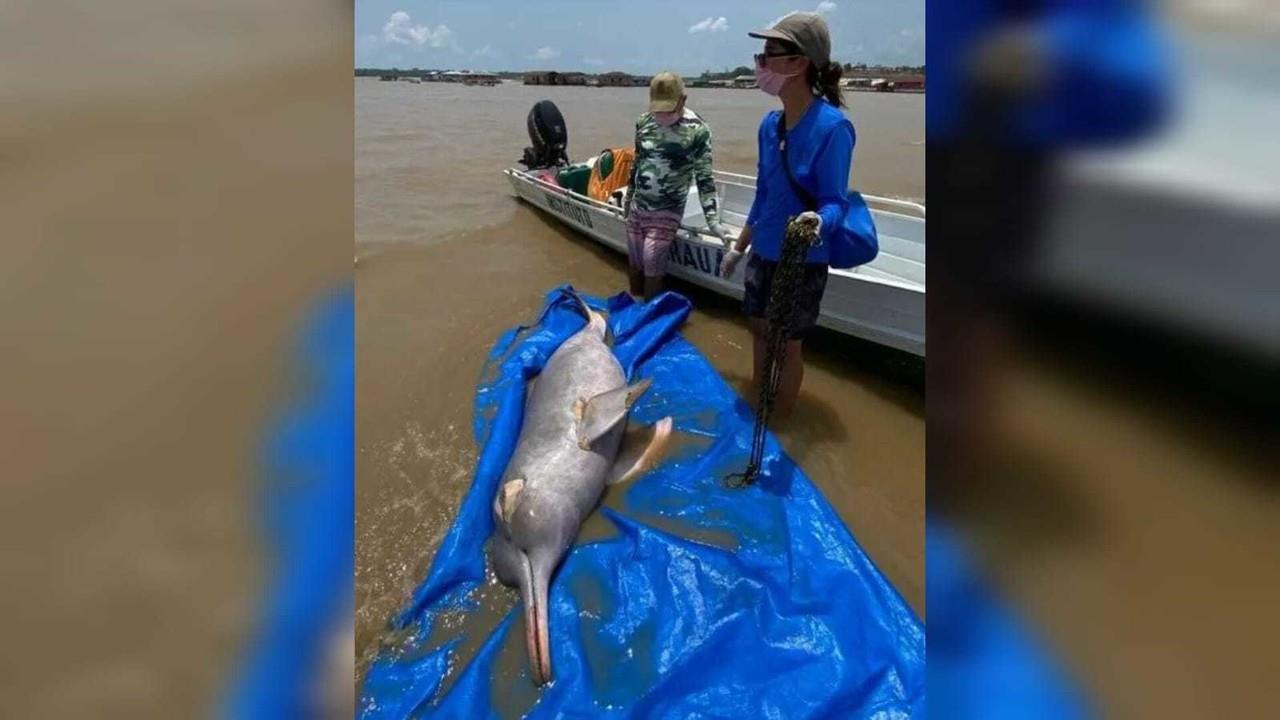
left=627, top=109, right=722, bottom=229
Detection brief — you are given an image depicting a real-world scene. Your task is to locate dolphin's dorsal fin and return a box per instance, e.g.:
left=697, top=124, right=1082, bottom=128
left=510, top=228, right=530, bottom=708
left=576, top=377, right=652, bottom=449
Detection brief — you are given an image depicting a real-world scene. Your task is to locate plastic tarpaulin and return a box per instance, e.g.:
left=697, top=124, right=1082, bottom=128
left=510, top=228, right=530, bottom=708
left=927, top=520, right=1091, bottom=718
left=360, top=286, right=925, bottom=719
left=223, top=285, right=354, bottom=718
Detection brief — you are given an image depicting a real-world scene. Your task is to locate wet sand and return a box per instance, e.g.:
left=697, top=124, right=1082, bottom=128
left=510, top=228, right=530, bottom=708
left=355, top=79, right=925, bottom=685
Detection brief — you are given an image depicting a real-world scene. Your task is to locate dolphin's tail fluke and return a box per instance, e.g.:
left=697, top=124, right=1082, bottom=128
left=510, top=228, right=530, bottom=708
left=568, top=290, right=607, bottom=339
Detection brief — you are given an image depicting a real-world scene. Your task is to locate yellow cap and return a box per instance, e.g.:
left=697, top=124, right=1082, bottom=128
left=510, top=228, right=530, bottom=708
left=648, top=71, right=685, bottom=113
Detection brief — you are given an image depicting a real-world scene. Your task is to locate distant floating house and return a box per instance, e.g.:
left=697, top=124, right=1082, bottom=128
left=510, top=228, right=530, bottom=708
left=596, top=71, right=635, bottom=87
left=463, top=72, right=500, bottom=86
left=732, top=75, right=758, bottom=89
left=840, top=74, right=925, bottom=92
left=436, top=70, right=499, bottom=85
left=893, top=75, right=925, bottom=92
left=523, top=71, right=588, bottom=86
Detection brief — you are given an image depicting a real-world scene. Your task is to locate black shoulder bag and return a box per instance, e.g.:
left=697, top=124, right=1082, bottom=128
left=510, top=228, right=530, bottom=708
left=777, top=113, right=819, bottom=213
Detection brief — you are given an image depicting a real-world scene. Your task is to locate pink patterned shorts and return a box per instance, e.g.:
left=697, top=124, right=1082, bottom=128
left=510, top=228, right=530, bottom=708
left=626, top=208, right=683, bottom=277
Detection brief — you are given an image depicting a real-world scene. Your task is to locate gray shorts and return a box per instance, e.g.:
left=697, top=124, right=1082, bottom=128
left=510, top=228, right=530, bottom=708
left=742, top=254, right=829, bottom=340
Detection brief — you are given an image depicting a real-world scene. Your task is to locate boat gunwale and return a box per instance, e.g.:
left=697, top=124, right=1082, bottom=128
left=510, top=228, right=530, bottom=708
left=505, top=167, right=925, bottom=294
left=713, top=170, right=925, bottom=218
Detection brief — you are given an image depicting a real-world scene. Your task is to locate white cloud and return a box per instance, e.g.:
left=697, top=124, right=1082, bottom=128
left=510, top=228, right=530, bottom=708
left=382, top=11, right=455, bottom=49
left=530, top=46, right=561, bottom=61
left=817, top=2, right=838, bottom=14
left=472, top=44, right=498, bottom=58
left=900, top=28, right=914, bottom=37
left=688, top=16, right=729, bottom=34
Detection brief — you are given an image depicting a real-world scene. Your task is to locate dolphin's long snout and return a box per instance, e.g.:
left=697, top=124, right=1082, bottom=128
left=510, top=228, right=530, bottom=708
left=518, top=553, right=553, bottom=685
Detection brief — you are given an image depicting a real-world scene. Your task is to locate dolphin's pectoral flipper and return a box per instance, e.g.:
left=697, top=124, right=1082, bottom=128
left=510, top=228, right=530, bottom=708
left=499, top=478, right=525, bottom=524
left=606, top=416, right=674, bottom=485
left=576, top=377, right=654, bottom=449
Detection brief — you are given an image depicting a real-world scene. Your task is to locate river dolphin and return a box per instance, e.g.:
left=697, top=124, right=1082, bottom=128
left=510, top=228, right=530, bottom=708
left=489, top=292, right=672, bottom=685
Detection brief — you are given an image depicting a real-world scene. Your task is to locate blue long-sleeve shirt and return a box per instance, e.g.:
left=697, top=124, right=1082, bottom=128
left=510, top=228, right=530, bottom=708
left=745, top=98, right=854, bottom=264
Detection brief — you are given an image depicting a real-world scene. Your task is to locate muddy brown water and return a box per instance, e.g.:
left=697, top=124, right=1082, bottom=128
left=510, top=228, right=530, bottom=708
left=355, top=79, right=924, bottom=699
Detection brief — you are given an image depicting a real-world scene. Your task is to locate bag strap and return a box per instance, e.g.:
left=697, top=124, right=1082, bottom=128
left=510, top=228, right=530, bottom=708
left=777, top=113, right=817, bottom=212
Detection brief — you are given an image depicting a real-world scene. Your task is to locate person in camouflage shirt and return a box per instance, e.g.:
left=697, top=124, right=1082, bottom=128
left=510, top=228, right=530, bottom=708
left=624, top=71, right=732, bottom=300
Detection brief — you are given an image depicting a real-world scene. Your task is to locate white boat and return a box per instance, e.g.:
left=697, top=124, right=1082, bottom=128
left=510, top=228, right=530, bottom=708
left=505, top=161, right=926, bottom=357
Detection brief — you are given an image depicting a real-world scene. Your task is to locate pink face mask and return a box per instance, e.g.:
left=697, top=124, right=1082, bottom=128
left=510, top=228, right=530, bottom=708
left=755, top=66, right=799, bottom=96
left=653, top=110, right=681, bottom=126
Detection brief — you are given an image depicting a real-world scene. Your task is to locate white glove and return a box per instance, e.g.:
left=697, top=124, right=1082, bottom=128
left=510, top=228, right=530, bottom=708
left=720, top=249, right=744, bottom=278
left=796, top=211, right=822, bottom=238
left=710, top=223, right=734, bottom=249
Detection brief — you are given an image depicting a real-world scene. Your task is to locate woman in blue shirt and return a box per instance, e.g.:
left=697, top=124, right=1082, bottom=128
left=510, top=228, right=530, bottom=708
left=720, top=12, right=854, bottom=414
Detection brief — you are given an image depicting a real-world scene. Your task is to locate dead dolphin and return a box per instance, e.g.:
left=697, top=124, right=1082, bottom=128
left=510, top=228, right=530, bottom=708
left=489, top=292, right=672, bottom=685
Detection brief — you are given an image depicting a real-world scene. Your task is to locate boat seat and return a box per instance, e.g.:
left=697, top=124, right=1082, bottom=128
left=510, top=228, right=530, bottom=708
left=556, top=164, right=593, bottom=196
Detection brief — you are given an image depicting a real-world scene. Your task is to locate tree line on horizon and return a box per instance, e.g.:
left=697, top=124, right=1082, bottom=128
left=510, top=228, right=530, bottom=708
left=356, top=63, right=925, bottom=80
left=698, top=63, right=924, bottom=80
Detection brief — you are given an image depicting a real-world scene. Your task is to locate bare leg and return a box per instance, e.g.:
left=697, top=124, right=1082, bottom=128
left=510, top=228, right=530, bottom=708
left=628, top=267, right=645, bottom=298
left=775, top=339, right=805, bottom=416
left=643, top=275, right=663, bottom=302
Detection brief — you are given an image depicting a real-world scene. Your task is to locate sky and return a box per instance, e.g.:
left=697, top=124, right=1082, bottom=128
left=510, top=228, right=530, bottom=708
left=355, top=0, right=924, bottom=73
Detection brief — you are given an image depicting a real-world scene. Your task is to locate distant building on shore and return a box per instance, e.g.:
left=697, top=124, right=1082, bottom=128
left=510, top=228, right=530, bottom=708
left=524, top=71, right=588, bottom=86
left=596, top=71, right=635, bottom=87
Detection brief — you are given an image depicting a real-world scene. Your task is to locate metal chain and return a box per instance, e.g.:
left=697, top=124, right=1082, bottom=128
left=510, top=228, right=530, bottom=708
left=726, top=214, right=820, bottom=488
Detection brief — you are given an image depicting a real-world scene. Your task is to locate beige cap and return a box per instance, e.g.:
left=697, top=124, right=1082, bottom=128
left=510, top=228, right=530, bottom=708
left=748, top=12, right=832, bottom=71
left=648, top=71, right=685, bottom=113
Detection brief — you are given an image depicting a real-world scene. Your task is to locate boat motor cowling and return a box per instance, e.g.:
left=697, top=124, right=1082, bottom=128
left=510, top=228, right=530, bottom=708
left=520, top=100, right=569, bottom=169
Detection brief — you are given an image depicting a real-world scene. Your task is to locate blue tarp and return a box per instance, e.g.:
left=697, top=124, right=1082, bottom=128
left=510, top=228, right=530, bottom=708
left=360, top=286, right=926, bottom=719
left=223, top=284, right=354, bottom=719
left=927, top=520, right=1091, bottom=719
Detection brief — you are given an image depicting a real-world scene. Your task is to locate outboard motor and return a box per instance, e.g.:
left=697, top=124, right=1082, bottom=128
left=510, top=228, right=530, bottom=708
left=519, top=100, right=569, bottom=169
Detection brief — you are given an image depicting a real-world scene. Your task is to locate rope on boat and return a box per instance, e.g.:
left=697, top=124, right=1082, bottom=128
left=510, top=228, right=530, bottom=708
left=726, top=213, right=821, bottom=489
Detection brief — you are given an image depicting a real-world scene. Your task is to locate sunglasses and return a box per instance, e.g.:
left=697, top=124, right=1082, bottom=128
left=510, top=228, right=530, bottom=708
left=754, top=51, right=802, bottom=68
